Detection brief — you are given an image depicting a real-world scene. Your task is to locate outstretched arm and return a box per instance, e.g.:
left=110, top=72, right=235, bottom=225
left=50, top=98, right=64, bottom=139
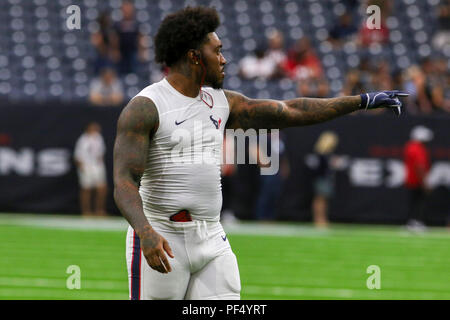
left=113, top=96, right=174, bottom=273
left=225, top=90, right=406, bottom=130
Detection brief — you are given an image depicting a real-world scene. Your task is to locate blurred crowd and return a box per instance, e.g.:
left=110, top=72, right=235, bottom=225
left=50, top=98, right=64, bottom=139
left=70, top=0, right=449, bottom=223
left=88, top=1, right=149, bottom=107
left=86, top=0, right=449, bottom=115
left=237, top=0, right=450, bottom=115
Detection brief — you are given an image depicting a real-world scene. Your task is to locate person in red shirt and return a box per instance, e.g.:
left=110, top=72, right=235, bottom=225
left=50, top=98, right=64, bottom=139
left=281, top=37, right=323, bottom=80
left=358, top=20, right=389, bottom=47
left=403, top=126, right=433, bottom=231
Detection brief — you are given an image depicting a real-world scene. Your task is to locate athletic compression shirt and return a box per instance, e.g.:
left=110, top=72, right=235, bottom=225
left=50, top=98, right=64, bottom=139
left=134, top=78, right=230, bottom=222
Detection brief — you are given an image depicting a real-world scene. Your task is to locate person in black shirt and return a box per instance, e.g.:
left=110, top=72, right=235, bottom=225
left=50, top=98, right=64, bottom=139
left=328, top=12, right=357, bottom=47
left=90, top=12, right=118, bottom=74
left=113, top=1, right=148, bottom=75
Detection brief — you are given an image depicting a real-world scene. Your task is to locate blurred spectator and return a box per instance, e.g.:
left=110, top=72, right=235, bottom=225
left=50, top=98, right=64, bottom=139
left=434, top=58, right=450, bottom=112
left=357, top=57, right=373, bottom=86
left=112, top=1, right=148, bottom=75
left=342, top=0, right=359, bottom=13
left=340, top=58, right=373, bottom=102
left=297, top=77, right=330, bottom=98
left=74, top=122, right=108, bottom=217
left=432, top=1, right=450, bottom=51
left=239, top=46, right=278, bottom=80
left=282, top=37, right=323, bottom=80
left=90, top=11, right=119, bottom=74
left=404, top=126, right=433, bottom=232
left=371, top=61, right=393, bottom=90
left=265, top=29, right=287, bottom=78
left=392, top=69, right=405, bottom=96
left=403, top=65, right=431, bottom=114
left=316, top=78, right=330, bottom=98
left=89, top=67, right=124, bottom=106
left=368, top=61, right=394, bottom=115
left=403, top=59, right=449, bottom=114
left=341, top=69, right=365, bottom=96
left=252, top=132, right=289, bottom=221
left=297, top=80, right=314, bottom=98
left=358, top=19, right=389, bottom=47
left=422, top=58, right=450, bottom=113
left=328, top=12, right=358, bottom=47
left=306, top=131, right=339, bottom=229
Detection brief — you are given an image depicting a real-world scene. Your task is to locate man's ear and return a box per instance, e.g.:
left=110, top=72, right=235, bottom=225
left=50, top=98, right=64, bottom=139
left=188, top=49, right=201, bottom=65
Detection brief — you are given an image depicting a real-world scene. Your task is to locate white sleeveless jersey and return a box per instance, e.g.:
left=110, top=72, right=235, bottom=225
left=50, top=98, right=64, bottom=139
left=135, top=78, right=230, bottom=222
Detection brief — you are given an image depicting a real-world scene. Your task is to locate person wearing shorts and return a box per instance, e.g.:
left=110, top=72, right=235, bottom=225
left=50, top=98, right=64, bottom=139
left=74, top=122, right=108, bottom=216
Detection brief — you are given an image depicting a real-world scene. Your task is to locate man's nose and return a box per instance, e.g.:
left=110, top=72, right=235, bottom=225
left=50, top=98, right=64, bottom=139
left=220, top=53, right=227, bottom=65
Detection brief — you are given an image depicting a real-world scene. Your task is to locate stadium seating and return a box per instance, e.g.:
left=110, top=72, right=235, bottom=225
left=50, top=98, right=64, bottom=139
left=0, top=0, right=445, bottom=103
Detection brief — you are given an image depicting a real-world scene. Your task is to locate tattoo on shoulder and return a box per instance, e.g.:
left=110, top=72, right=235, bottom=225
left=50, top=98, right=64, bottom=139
left=224, top=90, right=287, bottom=130
left=114, top=96, right=159, bottom=184
left=118, top=96, right=159, bottom=135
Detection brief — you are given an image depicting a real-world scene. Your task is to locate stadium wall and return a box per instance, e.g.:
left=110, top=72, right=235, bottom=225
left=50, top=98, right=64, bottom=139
left=1, top=103, right=449, bottom=225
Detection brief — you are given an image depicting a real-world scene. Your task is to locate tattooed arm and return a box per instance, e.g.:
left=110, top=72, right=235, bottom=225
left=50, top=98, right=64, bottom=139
left=113, top=96, right=174, bottom=273
left=225, top=89, right=408, bottom=130
left=224, top=90, right=361, bottom=130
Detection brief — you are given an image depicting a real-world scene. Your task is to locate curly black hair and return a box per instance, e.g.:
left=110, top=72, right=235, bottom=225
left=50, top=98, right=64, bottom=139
left=154, top=6, right=220, bottom=67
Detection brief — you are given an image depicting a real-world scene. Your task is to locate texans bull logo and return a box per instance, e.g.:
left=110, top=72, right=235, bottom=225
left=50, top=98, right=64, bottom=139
left=209, top=115, right=222, bottom=129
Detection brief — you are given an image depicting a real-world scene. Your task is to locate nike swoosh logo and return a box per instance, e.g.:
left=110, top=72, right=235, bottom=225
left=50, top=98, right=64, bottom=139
left=175, top=119, right=187, bottom=125
left=221, top=235, right=227, bottom=241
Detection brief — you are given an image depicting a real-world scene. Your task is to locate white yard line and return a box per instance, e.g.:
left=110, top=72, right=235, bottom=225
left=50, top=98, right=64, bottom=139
left=0, top=288, right=126, bottom=299
left=0, top=277, right=446, bottom=299
left=0, top=276, right=126, bottom=290
left=0, top=213, right=449, bottom=239
left=244, top=285, right=448, bottom=299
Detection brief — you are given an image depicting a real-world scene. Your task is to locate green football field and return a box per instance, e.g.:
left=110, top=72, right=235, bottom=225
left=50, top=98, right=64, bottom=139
left=0, top=213, right=449, bottom=300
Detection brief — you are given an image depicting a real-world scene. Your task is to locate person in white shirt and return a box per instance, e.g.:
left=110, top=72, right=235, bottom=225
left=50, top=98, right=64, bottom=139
left=89, top=67, right=124, bottom=106
left=265, top=29, right=286, bottom=78
left=239, top=47, right=277, bottom=80
left=74, top=122, right=108, bottom=216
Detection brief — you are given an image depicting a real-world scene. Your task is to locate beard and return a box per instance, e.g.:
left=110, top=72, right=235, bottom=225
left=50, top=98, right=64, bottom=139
left=208, top=76, right=223, bottom=89
left=202, top=60, right=224, bottom=89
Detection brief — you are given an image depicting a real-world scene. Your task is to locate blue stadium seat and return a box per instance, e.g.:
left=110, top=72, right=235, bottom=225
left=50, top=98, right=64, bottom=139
left=0, top=0, right=443, bottom=103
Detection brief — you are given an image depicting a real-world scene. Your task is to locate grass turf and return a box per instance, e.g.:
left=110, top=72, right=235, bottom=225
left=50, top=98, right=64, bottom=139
left=0, top=215, right=449, bottom=300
